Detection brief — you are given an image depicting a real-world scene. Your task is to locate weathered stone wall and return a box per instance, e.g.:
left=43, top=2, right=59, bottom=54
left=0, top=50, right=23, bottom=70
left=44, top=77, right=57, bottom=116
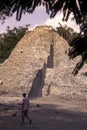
left=0, top=26, right=87, bottom=99
left=0, top=26, right=54, bottom=96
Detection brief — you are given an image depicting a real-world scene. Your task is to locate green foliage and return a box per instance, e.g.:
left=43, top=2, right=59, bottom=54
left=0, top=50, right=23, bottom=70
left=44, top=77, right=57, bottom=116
left=56, top=24, right=79, bottom=44
left=0, top=25, right=28, bottom=63
left=68, top=34, right=87, bottom=75
left=0, top=0, right=87, bottom=26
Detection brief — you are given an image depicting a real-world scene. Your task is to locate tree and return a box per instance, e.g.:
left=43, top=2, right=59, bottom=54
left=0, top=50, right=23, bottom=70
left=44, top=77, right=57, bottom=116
left=0, top=25, right=28, bottom=63
left=0, top=0, right=86, bottom=24
left=0, top=0, right=87, bottom=75
left=56, top=23, right=79, bottom=43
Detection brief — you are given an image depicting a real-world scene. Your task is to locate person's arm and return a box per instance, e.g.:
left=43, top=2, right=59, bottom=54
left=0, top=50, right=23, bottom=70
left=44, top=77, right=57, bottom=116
left=22, top=102, right=24, bottom=111
left=28, top=98, right=29, bottom=109
left=28, top=100, right=29, bottom=108
left=18, top=102, right=22, bottom=105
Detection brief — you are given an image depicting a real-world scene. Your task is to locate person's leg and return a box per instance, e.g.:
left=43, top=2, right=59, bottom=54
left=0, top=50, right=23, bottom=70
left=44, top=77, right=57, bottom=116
left=25, top=110, right=32, bottom=124
left=21, top=110, right=25, bottom=124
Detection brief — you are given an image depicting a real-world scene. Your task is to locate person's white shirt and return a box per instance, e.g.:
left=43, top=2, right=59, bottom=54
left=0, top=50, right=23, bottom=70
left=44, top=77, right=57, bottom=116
left=22, top=97, right=29, bottom=110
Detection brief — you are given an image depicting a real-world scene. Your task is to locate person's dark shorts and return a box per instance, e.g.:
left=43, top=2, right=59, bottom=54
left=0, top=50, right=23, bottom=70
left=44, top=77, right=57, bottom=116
left=23, top=110, right=28, bottom=117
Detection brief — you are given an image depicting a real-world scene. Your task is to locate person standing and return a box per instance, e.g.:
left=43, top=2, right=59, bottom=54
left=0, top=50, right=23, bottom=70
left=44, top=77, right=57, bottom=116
left=21, top=93, right=32, bottom=125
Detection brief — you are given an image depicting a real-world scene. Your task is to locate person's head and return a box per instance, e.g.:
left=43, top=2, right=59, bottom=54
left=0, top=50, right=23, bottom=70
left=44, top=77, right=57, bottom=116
left=22, top=93, right=26, bottom=97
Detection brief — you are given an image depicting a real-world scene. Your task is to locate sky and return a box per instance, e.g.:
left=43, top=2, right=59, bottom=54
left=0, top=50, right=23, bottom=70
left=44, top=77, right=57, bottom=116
left=0, top=6, right=80, bottom=34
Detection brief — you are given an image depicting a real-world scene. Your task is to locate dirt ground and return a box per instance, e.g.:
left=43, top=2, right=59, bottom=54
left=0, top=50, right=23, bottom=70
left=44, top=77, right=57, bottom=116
left=0, top=96, right=87, bottom=130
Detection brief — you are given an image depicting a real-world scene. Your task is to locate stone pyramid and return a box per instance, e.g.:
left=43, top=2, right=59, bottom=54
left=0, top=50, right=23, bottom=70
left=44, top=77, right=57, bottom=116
left=0, top=26, right=87, bottom=99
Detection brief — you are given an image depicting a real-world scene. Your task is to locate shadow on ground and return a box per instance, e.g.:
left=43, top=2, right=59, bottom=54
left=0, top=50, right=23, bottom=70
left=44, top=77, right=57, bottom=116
left=0, top=100, right=87, bottom=130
